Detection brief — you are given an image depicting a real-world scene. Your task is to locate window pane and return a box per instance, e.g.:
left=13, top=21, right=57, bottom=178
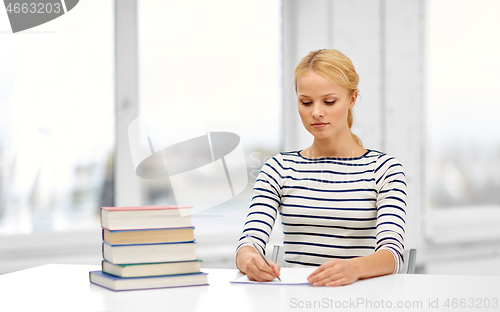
left=0, top=0, right=114, bottom=234
left=426, top=0, right=500, bottom=210
left=138, top=0, right=282, bottom=267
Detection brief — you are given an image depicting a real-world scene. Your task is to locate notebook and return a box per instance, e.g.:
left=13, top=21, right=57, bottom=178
left=230, top=268, right=315, bottom=285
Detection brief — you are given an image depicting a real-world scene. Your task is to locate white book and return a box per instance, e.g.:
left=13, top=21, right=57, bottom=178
left=100, top=205, right=192, bottom=230
left=103, top=241, right=197, bottom=264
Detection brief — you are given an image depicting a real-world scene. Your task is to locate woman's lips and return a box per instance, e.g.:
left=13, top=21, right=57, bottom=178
left=312, top=123, right=328, bottom=129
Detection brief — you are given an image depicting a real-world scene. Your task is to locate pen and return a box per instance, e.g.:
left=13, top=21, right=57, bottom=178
left=246, top=234, right=281, bottom=281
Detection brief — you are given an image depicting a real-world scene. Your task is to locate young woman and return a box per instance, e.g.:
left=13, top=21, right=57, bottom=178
left=235, top=49, right=407, bottom=287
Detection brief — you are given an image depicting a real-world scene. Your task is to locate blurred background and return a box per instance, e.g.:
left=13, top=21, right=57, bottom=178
left=0, top=0, right=499, bottom=275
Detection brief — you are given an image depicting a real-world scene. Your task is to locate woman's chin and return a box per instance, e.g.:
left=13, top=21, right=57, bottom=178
left=309, top=131, right=333, bottom=139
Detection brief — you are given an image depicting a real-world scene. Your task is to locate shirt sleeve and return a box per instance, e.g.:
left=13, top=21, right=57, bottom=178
left=235, top=155, right=283, bottom=257
left=374, top=154, right=407, bottom=274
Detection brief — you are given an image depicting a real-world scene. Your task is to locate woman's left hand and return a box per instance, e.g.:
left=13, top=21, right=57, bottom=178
left=307, top=258, right=362, bottom=287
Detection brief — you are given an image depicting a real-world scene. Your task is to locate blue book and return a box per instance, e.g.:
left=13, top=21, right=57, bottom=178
left=89, top=270, right=208, bottom=291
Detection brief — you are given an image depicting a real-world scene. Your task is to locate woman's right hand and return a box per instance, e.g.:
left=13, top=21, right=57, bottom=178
left=236, top=246, right=281, bottom=282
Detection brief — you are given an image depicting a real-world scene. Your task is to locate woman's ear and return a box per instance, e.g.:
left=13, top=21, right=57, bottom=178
left=349, top=90, right=358, bottom=109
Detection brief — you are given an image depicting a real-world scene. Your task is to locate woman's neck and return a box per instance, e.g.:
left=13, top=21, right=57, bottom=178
left=302, top=134, right=366, bottom=159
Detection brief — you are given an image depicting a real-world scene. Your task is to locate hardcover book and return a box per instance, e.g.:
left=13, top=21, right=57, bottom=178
left=100, top=205, right=193, bottom=230
left=102, top=240, right=197, bottom=264
left=102, top=259, right=202, bottom=278
left=89, top=270, right=208, bottom=291
left=102, top=227, right=194, bottom=245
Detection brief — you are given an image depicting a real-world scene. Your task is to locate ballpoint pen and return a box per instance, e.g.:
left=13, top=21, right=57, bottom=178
left=246, top=234, right=281, bottom=281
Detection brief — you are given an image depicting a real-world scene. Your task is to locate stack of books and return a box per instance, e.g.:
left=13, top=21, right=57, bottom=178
left=89, top=205, right=208, bottom=291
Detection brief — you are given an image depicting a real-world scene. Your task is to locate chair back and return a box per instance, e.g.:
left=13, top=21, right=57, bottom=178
left=401, top=248, right=417, bottom=274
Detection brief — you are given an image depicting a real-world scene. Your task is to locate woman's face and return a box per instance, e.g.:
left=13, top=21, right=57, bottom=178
left=296, top=70, right=357, bottom=140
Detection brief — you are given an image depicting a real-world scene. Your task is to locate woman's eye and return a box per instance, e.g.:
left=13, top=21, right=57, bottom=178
left=325, top=101, right=335, bottom=105
left=302, top=102, right=312, bottom=105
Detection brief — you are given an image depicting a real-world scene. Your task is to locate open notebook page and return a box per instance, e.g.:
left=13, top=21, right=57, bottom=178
left=231, top=268, right=316, bottom=285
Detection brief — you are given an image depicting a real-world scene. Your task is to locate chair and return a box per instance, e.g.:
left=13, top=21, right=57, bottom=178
left=271, top=245, right=286, bottom=267
left=271, top=245, right=417, bottom=274
left=401, top=248, right=417, bottom=274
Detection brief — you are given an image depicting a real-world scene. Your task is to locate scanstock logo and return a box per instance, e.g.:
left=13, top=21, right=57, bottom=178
left=3, top=0, right=79, bottom=33
left=128, top=96, right=249, bottom=216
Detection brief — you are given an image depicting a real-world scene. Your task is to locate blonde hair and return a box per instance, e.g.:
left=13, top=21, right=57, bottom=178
left=294, top=49, right=362, bottom=147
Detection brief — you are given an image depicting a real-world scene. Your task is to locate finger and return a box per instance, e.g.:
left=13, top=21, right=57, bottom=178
left=247, top=260, right=278, bottom=282
left=273, top=267, right=280, bottom=279
left=308, top=259, right=338, bottom=279
left=257, top=267, right=279, bottom=282
left=307, top=266, right=325, bottom=280
left=261, top=271, right=279, bottom=281
left=326, top=277, right=349, bottom=287
left=309, top=268, right=341, bottom=286
left=255, top=258, right=275, bottom=275
left=248, top=265, right=279, bottom=282
left=312, top=272, right=343, bottom=286
left=309, top=265, right=339, bottom=284
left=269, top=261, right=281, bottom=278
left=248, top=270, right=278, bottom=282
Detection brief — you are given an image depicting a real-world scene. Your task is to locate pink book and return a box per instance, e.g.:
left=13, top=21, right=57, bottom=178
left=101, top=205, right=192, bottom=211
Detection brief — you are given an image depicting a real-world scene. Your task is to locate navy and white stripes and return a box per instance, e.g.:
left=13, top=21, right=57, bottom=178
left=236, top=149, right=407, bottom=273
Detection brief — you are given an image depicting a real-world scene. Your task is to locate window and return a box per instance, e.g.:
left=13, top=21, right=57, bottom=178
left=137, top=0, right=282, bottom=267
left=0, top=1, right=114, bottom=235
left=425, top=0, right=500, bottom=244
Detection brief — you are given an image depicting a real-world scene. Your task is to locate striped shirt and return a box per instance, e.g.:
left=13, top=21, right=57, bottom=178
left=236, top=149, right=407, bottom=273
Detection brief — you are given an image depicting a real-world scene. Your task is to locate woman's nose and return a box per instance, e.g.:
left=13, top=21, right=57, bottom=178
left=311, top=104, right=324, bottom=118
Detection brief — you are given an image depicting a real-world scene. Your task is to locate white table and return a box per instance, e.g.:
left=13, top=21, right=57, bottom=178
left=1, top=264, right=499, bottom=312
